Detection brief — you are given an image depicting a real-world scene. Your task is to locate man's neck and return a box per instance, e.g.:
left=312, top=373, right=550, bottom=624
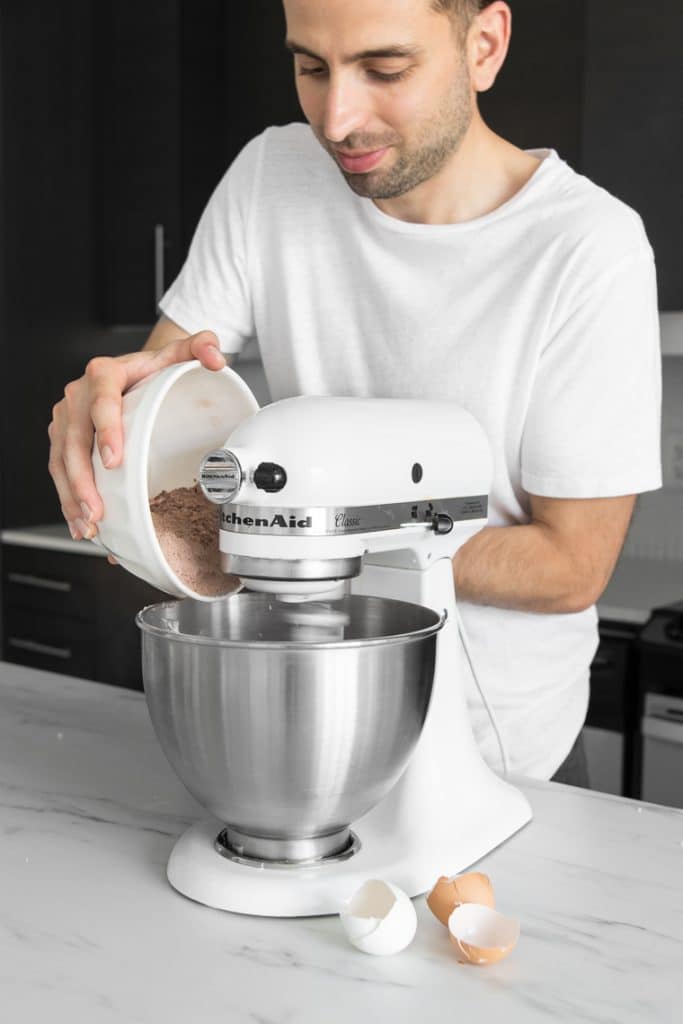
left=372, top=114, right=543, bottom=226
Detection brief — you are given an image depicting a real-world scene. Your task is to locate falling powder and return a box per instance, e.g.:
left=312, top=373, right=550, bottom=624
left=149, top=484, right=237, bottom=597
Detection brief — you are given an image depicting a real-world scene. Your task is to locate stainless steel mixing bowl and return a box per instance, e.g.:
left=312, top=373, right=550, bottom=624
left=137, top=593, right=443, bottom=862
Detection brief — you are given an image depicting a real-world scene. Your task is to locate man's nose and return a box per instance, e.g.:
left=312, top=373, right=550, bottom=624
left=322, top=73, right=370, bottom=143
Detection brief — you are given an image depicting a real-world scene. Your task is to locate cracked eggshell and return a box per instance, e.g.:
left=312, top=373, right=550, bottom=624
left=340, top=879, right=417, bottom=956
left=448, top=903, right=520, bottom=965
left=427, top=872, right=495, bottom=925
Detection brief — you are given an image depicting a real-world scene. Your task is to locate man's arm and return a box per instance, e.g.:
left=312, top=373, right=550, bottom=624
left=451, top=493, right=636, bottom=614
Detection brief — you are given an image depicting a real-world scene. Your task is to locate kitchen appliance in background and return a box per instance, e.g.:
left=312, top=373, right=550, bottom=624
left=638, top=601, right=683, bottom=809
left=583, top=620, right=642, bottom=797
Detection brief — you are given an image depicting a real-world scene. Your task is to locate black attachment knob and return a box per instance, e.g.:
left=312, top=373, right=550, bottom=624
left=253, top=462, right=287, bottom=493
left=432, top=512, right=454, bottom=535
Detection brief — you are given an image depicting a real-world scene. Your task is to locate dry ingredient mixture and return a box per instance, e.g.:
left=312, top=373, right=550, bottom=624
left=149, top=483, right=236, bottom=597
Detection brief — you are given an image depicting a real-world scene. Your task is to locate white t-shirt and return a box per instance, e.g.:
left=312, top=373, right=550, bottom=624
left=160, top=122, right=662, bottom=780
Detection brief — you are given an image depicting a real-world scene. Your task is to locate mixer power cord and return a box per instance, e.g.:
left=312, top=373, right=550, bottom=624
left=453, top=601, right=511, bottom=778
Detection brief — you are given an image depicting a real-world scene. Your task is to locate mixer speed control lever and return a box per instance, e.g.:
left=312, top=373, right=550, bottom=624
left=431, top=512, right=454, bottom=535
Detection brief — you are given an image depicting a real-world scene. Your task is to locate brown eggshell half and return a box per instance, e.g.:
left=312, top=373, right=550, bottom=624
left=426, top=872, right=495, bottom=926
left=448, top=903, right=520, bottom=966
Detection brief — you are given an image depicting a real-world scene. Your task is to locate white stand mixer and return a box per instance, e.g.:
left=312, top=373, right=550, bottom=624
left=164, top=395, right=532, bottom=915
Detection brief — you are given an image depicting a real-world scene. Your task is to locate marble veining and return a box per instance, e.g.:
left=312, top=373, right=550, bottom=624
left=1, top=661, right=681, bottom=1023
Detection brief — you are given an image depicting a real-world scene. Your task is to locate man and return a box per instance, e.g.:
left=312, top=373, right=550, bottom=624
left=48, top=0, right=661, bottom=784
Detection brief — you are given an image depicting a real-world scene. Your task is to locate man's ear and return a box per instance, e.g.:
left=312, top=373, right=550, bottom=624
left=467, top=1, right=512, bottom=93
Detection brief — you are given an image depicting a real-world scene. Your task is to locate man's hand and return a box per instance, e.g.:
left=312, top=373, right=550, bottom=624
left=48, top=325, right=227, bottom=541
left=452, top=493, right=636, bottom=614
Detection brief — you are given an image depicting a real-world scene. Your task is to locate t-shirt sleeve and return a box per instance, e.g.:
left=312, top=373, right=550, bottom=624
left=520, top=243, right=662, bottom=498
left=158, top=132, right=265, bottom=354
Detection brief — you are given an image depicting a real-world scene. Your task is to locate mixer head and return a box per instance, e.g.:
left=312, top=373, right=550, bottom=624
left=198, top=396, right=492, bottom=598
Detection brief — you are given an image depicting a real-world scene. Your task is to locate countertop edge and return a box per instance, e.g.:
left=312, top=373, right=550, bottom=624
left=1, top=527, right=106, bottom=557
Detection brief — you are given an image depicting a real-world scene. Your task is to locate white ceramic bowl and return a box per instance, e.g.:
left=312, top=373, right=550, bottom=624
left=91, top=361, right=259, bottom=600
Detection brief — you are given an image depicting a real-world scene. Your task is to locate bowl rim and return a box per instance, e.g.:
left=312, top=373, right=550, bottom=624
left=135, top=594, right=447, bottom=650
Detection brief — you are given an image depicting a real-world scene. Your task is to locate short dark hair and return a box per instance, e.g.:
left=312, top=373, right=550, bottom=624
left=429, top=1, right=495, bottom=25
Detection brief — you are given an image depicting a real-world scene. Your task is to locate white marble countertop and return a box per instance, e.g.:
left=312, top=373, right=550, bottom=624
left=1, top=662, right=681, bottom=1022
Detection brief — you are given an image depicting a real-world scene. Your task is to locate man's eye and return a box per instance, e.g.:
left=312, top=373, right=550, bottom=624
left=367, top=68, right=412, bottom=82
left=297, top=67, right=410, bottom=83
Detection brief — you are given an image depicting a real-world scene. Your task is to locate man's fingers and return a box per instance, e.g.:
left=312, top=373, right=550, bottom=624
left=110, top=330, right=225, bottom=398
left=61, top=424, right=103, bottom=533
left=49, top=397, right=98, bottom=535
left=162, top=330, right=225, bottom=370
left=84, top=358, right=128, bottom=468
left=60, top=377, right=107, bottom=527
left=191, top=332, right=227, bottom=369
left=48, top=446, right=83, bottom=538
left=47, top=417, right=76, bottom=520
left=90, top=391, right=124, bottom=471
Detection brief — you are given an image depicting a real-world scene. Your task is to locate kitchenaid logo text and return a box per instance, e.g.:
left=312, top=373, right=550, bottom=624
left=223, top=511, right=313, bottom=529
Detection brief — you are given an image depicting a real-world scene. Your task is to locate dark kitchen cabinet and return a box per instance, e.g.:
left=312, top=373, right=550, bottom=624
left=93, top=1, right=182, bottom=325
left=586, top=620, right=643, bottom=797
left=0, top=0, right=298, bottom=530
left=1, top=544, right=166, bottom=689
left=93, top=0, right=300, bottom=326
left=221, top=0, right=300, bottom=160
left=0, top=1, right=99, bottom=533
left=581, top=0, right=683, bottom=310
left=479, top=0, right=585, bottom=171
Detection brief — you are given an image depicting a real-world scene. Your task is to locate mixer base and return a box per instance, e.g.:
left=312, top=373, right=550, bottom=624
left=166, top=788, right=531, bottom=917
left=214, top=826, right=361, bottom=866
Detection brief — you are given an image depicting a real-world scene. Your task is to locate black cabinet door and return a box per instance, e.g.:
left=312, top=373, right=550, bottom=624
left=480, top=0, right=585, bottom=170
left=582, top=0, right=683, bottom=309
left=93, top=560, right=166, bottom=691
left=3, top=546, right=98, bottom=620
left=2, top=545, right=166, bottom=690
left=223, top=0, right=301, bottom=165
left=0, top=0, right=97, bottom=529
left=92, top=0, right=245, bottom=326
left=4, top=606, right=97, bottom=680
left=93, top=0, right=182, bottom=325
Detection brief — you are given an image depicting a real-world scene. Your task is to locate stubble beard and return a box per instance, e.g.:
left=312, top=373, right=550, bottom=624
left=326, top=68, right=474, bottom=201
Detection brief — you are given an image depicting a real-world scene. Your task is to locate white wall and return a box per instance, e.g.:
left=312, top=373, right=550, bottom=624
left=623, top=355, right=683, bottom=561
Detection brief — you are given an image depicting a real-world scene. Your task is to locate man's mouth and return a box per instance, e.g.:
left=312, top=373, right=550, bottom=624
left=335, top=147, right=390, bottom=173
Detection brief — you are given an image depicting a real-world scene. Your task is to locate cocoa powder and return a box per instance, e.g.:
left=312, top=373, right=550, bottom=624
left=149, top=484, right=236, bottom=597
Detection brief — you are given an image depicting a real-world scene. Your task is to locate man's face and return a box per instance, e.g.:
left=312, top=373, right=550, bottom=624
left=282, top=0, right=474, bottom=201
